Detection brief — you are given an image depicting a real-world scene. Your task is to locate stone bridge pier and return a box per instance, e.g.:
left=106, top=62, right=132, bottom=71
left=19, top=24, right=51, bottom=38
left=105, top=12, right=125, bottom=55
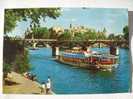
left=52, top=46, right=60, bottom=58
left=51, top=41, right=60, bottom=57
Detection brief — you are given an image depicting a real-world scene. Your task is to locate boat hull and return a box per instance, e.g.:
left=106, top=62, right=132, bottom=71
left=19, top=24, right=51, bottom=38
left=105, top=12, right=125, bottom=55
left=57, top=55, right=118, bottom=71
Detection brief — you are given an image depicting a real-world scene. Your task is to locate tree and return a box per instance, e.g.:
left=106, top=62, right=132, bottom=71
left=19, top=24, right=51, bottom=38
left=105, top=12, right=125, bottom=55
left=58, top=31, right=72, bottom=41
left=3, top=63, right=12, bottom=78
left=25, top=27, right=49, bottom=39
left=4, top=8, right=61, bottom=77
left=4, top=8, right=61, bottom=34
left=108, top=34, right=115, bottom=40
left=123, top=25, right=129, bottom=40
left=49, top=28, right=58, bottom=39
left=49, top=27, right=64, bottom=39
left=3, top=38, right=30, bottom=77
left=97, top=30, right=106, bottom=40
left=83, top=29, right=97, bottom=40
left=103, top=27, right=107, bottom=33
left=73, top=32, right=84, bottom=41
left=115, top=34, right=124, bottom=40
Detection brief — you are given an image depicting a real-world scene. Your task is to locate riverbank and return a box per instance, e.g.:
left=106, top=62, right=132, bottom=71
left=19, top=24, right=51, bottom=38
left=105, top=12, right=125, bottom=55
left=3, top=71, right=54, bottom=94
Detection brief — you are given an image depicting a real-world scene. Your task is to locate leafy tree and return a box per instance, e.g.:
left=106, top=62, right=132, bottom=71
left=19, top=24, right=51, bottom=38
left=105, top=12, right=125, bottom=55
left=4, top=8, right=61, bottom=33
left=58, top=31, right=72, bottom=41
left=123, top=25, right=129, bottom=40
left=96, top=30, right=106, bottom=40
left=25, top=27, right=49, bottom=39
left=103, top=27, right=107, bottom=33
left=4, top=8, right=61, bottom=77
left=49, top=27, right=64, bottom=39
left=73, top=32, right=84, bottom=41
left=49, top=28, right=58, bottom=39
left=3, top=63, right=12, bottom=78
left=82, top=29, right=97, bottom=40
left=108, top=34, right=115, bottom=40
left=115, top=34, right=124, bottom=40
left=14, top=50, right=30, bottom=73
left=3, top=37, right=30, bottom=77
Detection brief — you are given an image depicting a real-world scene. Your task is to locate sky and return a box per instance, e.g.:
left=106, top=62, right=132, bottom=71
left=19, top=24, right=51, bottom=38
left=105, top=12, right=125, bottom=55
left=8, top=8, right=128, bottom=37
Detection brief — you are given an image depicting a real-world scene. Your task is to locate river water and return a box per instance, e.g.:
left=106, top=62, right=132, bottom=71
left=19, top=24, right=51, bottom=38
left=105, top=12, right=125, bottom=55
left=29, top=48, right=131, bottom=94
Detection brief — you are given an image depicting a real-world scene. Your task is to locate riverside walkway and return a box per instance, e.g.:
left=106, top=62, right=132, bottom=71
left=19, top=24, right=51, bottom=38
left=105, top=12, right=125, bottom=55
left=3, top=72, right=54, bottom=94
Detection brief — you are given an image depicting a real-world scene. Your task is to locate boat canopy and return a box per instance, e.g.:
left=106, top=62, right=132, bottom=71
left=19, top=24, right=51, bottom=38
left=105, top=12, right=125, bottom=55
left=92, top=53, right=118, bottom=59
left=63, top=52, right=85, bottom=59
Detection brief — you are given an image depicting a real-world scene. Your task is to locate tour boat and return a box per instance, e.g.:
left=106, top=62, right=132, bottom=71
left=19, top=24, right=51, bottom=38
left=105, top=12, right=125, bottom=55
left=57, top=47, right=119, bottom=71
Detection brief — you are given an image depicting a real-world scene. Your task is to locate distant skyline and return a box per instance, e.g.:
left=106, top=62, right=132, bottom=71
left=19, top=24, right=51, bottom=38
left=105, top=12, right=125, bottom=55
left=7, top=8, right=128, bottom=37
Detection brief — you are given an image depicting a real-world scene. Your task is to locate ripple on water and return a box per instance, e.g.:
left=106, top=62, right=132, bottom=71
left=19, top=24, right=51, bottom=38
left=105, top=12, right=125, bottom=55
left=29, top=48, right=131, bottom=94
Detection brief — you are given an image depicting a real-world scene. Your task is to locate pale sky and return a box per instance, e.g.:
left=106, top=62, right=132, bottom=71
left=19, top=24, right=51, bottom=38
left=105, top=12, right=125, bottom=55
left=8, top=8, right=128, bottom=37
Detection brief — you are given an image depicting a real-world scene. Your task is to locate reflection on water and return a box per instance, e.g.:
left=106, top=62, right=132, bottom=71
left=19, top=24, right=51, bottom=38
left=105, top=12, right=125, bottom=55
left=29, top=48, right=131, bottom=94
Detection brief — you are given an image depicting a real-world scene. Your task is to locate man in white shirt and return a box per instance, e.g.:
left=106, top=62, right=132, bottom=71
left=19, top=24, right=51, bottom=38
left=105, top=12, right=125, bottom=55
left=46, top=76, right=51, bottom=94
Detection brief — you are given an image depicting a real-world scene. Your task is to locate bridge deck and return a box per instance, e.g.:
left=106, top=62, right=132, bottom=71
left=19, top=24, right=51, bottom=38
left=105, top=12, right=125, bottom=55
left=24, top=39, right=57, bottom=42
left=24, top=39, right=127, bottom=42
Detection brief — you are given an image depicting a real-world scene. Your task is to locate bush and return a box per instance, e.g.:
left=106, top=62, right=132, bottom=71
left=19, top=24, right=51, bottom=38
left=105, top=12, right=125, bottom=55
left=14, top=50, right=30, bottom=73
left=3, top=37, right=30, bottom=78
left=3, top=63, right=12, bottom=78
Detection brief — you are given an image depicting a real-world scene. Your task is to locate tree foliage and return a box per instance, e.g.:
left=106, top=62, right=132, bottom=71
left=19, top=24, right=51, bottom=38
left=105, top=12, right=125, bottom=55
left=58, top=31, right=72, bottom=41
left=83, top=29, right=97, bottom=40
left=26, top=26, right=107, bottom=41
left=108, top=34, right=115, bottom=40
left=108, top=25, right=128, bottom=41
left=3, top=37, right=30, bottom=77
left=73, top=32, right=84, bottom=41
left=103, top=27, right=107, bottom=33
left=123, top=25, right=129, bottom=40
left=4, top=8, right=61, bottom=33
left=25, top=27, right=49, bottom=39
left=4, top=8, right=61, bottom=77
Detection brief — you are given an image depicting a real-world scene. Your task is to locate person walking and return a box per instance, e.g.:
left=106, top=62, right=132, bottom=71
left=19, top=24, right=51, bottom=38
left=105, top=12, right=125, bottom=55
left=46, top=76, right=51, bottom=94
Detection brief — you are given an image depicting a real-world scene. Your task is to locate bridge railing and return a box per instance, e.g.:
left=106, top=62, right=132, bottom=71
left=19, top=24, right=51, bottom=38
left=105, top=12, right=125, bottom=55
left=13, top=38, right=128, bottom=43
left=24, top=39, right=57, bottom=42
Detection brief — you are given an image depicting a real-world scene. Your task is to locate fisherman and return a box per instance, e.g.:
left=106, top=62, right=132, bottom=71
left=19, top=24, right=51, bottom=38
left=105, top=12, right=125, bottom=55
left=46, top=76, right=51, bottom=94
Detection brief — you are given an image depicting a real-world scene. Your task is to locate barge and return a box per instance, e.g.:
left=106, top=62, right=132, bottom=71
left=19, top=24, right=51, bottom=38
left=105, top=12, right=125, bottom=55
left=57, top=47, right=119, bottom=71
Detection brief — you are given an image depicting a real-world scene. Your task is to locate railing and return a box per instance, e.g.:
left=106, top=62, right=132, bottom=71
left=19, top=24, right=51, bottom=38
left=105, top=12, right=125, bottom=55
left=10, top=38, right=127, bottom=43
left=24, top=39, right=57, bottom=42
left=59, top=39, right=127, bottom=42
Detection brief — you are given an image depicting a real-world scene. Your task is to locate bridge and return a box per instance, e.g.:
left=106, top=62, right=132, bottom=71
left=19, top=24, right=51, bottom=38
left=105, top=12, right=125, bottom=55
left=8, top=37, right=128, bottom=47
left=24, top=39, right=57, bottom=42
left=7, top=37, right=127, bottom=56
left=23, top=38, right=128, bottom=56
left=24, top=38, right=128, bottom=47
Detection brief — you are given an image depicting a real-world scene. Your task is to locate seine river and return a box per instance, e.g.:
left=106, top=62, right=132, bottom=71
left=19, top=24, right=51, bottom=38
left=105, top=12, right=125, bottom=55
left=29, top=48, right=131, bottom=94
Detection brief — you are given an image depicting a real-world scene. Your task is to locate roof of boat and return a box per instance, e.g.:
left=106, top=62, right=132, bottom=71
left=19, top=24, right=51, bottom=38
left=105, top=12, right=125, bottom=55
left=92, top=53, right=118, bottom=58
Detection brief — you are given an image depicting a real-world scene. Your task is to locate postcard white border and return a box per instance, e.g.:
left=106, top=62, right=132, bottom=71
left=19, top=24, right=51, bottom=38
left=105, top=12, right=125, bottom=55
left=0, top=0, right=133, bottom=99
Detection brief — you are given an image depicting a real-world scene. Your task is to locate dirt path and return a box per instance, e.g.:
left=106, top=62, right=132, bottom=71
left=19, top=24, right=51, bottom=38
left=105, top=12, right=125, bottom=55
left=3, top=72, right=53, bottom=94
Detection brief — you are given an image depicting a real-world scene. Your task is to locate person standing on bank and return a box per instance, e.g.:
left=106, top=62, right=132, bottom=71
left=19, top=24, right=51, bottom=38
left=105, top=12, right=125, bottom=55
left=46, top=76, right=51, bottom=94
left=40, top=82, right=45, bottom=94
